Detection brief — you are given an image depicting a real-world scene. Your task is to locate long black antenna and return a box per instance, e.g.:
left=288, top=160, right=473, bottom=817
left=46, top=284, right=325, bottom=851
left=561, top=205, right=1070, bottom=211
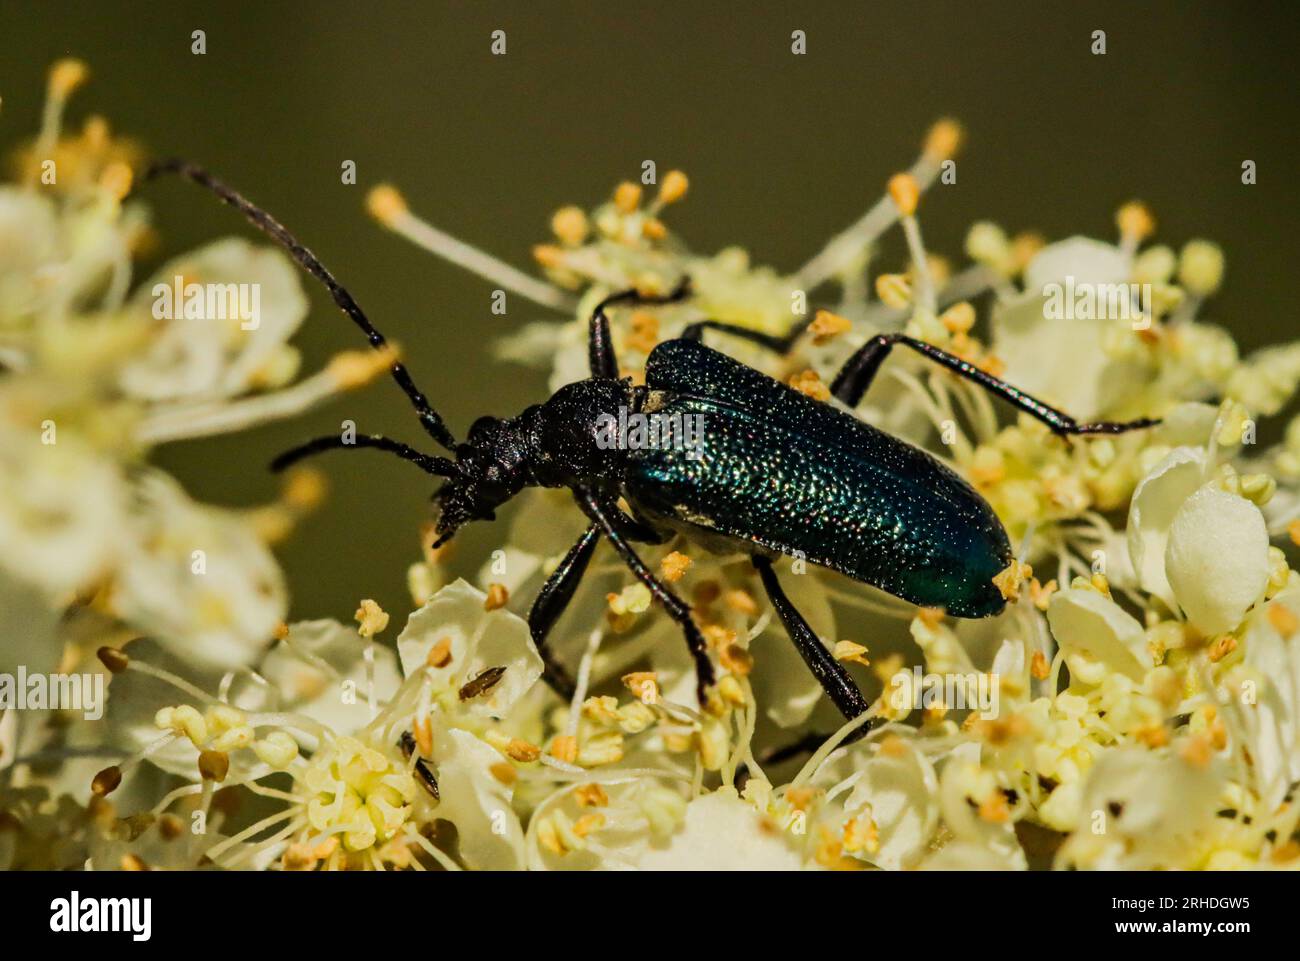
left=142, top=159, right=457, bottom=452
left=271, top=433, right=455, bottom=476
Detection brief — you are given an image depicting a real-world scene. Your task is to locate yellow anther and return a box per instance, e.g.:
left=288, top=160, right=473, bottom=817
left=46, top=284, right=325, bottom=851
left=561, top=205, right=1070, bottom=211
left=98, top=161, right=133, bottom=201
left=720, top=643, right=754, bottom=676
left=1178, top=239, right=1225, bottom=297
left=354, top=599, right=390, bottom=638
left=833, top=640, right=870, bottom=667
left=939, top=301, right=976, bottom=335
left=887, top=172, right=920, bottom=217
left=993, top=561, right=1032, bottom=602
left=875, top=273, right=912, bottom=309
left=657, top=170, right=689, bottom=205
left=1030, top=650, right=1051, bottom=680
left=484, top=583, right=510, bottom=610
left=282, top=466, right=327, bottom=512
left=532, top=243, right=565, bottom=268
left=1116, top=200, right=1156, bottom=241
left=253, top=731, right=299, bottom=769
left=549, top=735, right=579, bottom=765
left=622, top=671, right=660, bottom=705
left=550, top=205, right=589, bottom=246
left=924, top=118, right=963, bottom=161
left=641, top=217, right=668, bottom=240
left=613, top=181, right=642, bottom=214
left=426, top=636, right=453, bottom=669
left=658, top=550, right=691, bottom=583
left=810, top=309, right=853, bottom=344
left=49, top=58, right=89, bottom=98
left=787, top=369, right=831, bottom=401
left=506, top=738, right=541, bottom=763
left=573, top=783, right=609, bottom=807
left=365, top=184, right=408, bottom=226
left=328, top=344, right=400, bottom=390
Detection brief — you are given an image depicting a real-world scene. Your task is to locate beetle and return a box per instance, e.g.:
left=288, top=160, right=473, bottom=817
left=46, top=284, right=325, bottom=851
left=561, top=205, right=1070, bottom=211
left=144, top=159, right=1158, bottom=730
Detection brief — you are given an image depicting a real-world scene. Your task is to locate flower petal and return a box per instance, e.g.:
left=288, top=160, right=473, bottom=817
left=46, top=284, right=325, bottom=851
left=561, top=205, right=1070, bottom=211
left=1165, top=484, right=1269, bottom=635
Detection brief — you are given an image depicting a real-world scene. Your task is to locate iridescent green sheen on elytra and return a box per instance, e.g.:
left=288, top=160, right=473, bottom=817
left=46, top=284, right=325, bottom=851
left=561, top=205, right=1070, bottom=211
left=626, top=339, right=1013, bottom=617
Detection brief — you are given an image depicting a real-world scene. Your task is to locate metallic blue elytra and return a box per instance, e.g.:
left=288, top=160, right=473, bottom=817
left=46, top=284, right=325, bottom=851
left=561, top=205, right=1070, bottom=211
left=626, top=338, right=1013, bottom=617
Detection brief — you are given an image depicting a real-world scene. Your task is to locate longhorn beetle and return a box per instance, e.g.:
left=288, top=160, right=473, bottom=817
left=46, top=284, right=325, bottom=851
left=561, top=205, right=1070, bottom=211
left=144, top=160, right=1158, bottom=732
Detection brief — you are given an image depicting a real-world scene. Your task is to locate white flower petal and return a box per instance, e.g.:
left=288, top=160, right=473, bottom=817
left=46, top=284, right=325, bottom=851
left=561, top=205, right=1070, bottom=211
left=1127, top=446, right=1208, bottom=609
left=114, top=472, right=286, bottom=670
left=634, top=791, right=804, bottom=870
left=1024, top=236, right=1130, bottom=290
left=1165, top=484, right=1268, bottom=635
left=1046, top=588, right=1151, bottom=681
left=841, top=739, right=940, bottom=870
left=431, top=726, right=525, bottom=871
left=261, top=619, right=401, bottom=732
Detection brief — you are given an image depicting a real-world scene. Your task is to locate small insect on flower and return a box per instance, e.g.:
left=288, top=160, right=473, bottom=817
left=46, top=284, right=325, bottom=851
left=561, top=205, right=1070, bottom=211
left=136, top=158, right=1158, bottom=742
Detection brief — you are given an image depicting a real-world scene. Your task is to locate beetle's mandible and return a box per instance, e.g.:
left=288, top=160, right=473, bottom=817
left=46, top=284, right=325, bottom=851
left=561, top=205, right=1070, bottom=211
left=142, top=160, right=1159, bottom=736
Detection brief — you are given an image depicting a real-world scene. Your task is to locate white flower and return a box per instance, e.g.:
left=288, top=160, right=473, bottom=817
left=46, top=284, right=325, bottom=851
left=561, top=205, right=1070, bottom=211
left=811, top=734, right=940, bottom=870
left=1056, top=747, right=1225, bottom=869
left=396, top=579, right=543, bottom=720
left=0, top=425, right=129, bottom=598
left=119, top=238, right=307, bottom=402
left=113, top=472, right=286, bottom=670
left=633, top=789, right=804, bottom=870
left=992, top=236, right=1141, bottom=419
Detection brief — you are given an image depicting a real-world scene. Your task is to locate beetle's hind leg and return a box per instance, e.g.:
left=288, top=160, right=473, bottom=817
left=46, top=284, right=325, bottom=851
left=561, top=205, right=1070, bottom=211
left=574, top=488, right=715, bottom=705
left=752, top=556, right=874, bottom=733
left=831, top=333, right=1159, bottom=435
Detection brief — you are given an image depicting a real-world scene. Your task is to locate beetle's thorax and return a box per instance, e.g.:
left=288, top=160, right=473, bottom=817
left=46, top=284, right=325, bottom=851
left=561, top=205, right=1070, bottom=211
left=431, top=378, right=636, bottom=542
left=518, top=377, right=638, bottom=487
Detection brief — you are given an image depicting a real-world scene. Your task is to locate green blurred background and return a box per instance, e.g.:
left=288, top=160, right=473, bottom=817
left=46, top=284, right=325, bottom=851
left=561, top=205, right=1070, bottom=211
left=1, top=1, right=1296, bottom=624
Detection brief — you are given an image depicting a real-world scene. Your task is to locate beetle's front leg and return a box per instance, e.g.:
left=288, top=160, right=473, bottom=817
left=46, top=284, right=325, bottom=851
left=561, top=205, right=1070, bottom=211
left=752, top=556, right=874, bottom=729
left=573, top=487, right=715, bottom=704
left=831, top=333, right=1159, bottom=435
left=527, top=522, right=602, bottom=699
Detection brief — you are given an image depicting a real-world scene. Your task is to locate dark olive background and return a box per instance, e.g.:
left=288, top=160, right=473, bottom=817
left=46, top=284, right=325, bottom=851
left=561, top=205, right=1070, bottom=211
left=2, top=1, right=1296, bottom=625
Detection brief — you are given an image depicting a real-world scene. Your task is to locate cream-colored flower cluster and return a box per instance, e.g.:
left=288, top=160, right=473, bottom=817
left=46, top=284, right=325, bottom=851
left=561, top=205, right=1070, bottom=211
left=0, top=62, right=396, bottom=866
left=5, top=66, right=1300, bottom=871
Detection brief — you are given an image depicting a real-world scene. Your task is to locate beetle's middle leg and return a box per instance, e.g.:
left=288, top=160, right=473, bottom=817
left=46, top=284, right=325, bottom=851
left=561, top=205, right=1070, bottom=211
left=752, top=556, right=873, bottom=728
left=830, top=333, right=1159, bottom=435
left=574, top=488, right=715, bottom=704
left=526, top=522, right=602, bottom=699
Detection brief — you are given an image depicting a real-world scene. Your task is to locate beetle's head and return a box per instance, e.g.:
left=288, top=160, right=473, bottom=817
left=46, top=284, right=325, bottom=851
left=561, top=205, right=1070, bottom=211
left=430, top=416, right=530, bottom=546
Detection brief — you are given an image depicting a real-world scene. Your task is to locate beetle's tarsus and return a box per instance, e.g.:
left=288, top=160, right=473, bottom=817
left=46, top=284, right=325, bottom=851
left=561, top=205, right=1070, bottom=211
left=831, top=332, right=1161, bottom=439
